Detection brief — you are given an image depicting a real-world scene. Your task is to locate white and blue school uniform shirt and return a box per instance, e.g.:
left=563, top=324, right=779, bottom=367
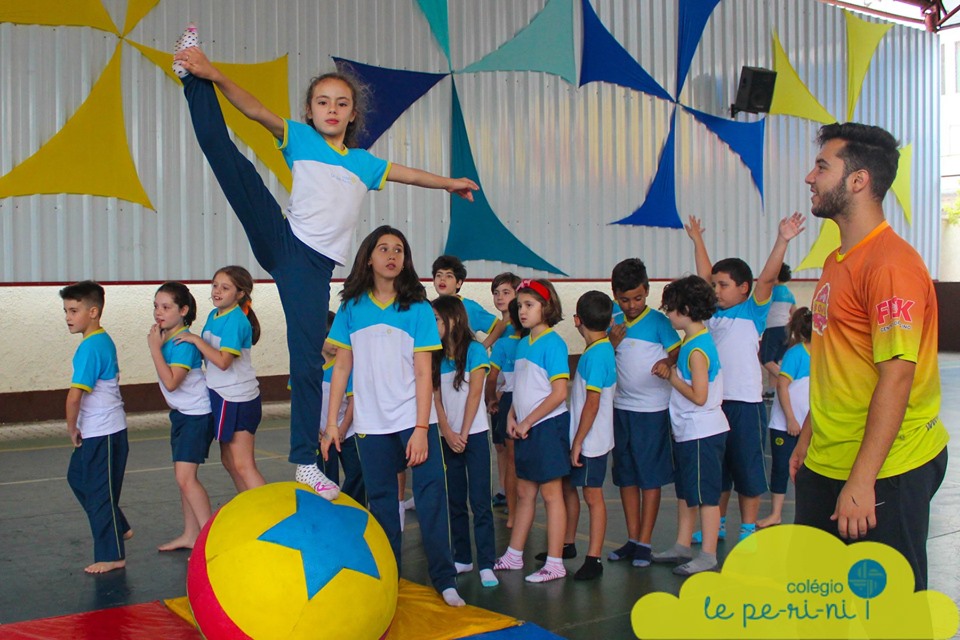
left=767, top=284, right=796, bottom=329
left=460, top=297, right=498, bottom=335
left=328, top=294, right=441, bottom=434
left=321, top=358, right=355, bottom=439
left=769, top=343, right=811, bottom=432
left=200, top=306, right=260, bottom=402
left=277, top=119, right=391, bottom=266
left=612, top=307, right=681, bottom=413
left=490, top=327, right=521, bottom=393
left=159, top=326, right=212, bottom=415
left=512, top=329, right=569, bottom=425
left=669, top=330, right=728, bottom=443
left=706, top=294, right=770, bottom=403
left=569, top=338, right=617, bottom=457
left=439, top=341, right=491, bottom=435
left=71, top=329, right=126, bottom=438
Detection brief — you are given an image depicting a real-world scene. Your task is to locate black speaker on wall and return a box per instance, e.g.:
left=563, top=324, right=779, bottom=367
left=730, top=66, right=777, bottom=118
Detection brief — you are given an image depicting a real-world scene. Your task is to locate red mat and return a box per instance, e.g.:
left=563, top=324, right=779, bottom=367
left=0, top=601, right=201, bottom=640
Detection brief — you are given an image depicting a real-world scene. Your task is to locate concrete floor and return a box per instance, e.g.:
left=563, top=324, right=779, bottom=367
left=1, top=355, right=958, bottom=639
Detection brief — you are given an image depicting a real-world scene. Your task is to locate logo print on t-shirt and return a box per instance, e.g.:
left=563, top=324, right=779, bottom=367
left=812, top=283, right=830, bottom=336
left=875, top=297, right=915, bottom=327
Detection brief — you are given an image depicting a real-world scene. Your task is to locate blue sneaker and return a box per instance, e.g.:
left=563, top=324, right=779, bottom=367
left=691, top=518, right=726, bottom=544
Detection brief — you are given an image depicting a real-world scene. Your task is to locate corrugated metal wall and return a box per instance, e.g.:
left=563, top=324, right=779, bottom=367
left=0, top=0, right=940, bottom=282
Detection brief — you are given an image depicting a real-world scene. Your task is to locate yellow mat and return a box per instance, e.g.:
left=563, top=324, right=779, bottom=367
left=165, top=578, right=518, bottom=639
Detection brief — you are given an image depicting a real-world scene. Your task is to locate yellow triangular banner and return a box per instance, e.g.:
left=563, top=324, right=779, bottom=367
left=769, top=32, right=836, bottom=125
left=127, top=40, right=293, bottom=191
left=844, top=10, right=892, bottom=122
left=890, top=143, right=913, bottom=224
left=0, top=44, right=153, bottom=208
left=0, top=0, right=117, bottom=33
left=121, top=0, right=159, bottom=37
left=797, top=219, right=840, bottom=272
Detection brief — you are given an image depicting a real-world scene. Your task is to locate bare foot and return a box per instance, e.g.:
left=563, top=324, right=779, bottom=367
left=123, top=529, right=134, bottom=540
left=757, top=515, right=781, bottom=529
left=85, top=560, right=126, bottom=574
left=158, top=534, right=197, bottom=552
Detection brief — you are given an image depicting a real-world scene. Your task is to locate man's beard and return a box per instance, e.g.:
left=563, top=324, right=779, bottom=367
left=811, top=179, right=851, bottom=220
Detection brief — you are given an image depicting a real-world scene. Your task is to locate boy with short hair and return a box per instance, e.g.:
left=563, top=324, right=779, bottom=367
left=560, top=291, right=617, bottom=580
left=684, top=213, right=805, bottom=542
left=432, top=254, right=504, bottom=348
left=60, top=280, right=132, bottom=574
left=607, top=258, right=681, bottom=568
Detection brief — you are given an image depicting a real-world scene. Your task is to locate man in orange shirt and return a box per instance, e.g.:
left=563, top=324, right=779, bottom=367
left=789, top=123, right=949, bottom=591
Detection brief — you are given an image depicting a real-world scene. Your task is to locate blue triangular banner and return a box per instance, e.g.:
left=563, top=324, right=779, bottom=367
left=446, top=81, right=565, bottom=275
left=578, top=0, right=673, bottom=102
left=676, top=0, right=722, bottom=99
left=415, top=0, right=451, bottom=67
left=683, top=105, right=765, bottom=203
left=613, top=108, right=683, bottom=229
left=333, top=58, right=447, bottom=150
left=459, top=0, right=576, bottom=84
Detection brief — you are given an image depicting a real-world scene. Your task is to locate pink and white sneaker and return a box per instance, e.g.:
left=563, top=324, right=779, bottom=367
left=295, top=464, right=340, bottom=501
left=493, top=551, right=523, bottom=571
left=524, top=563, right=567, bottom=583
left=172, top=23, right=199, bottom=78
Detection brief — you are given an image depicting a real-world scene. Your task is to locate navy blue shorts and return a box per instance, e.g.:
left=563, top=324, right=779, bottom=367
left=491, top=392, right=513, bottom=445
left=514, top=412, right=571, bottom=483
left=759, top=326, right=789, bottom=364
left=673, top=432, right=726, bottom=507
left=169, top=411, right=215, bottom=464
left=569, top=452, right=608, bottom=488
left=209, top=390, right=262, bottom=443
left=768, top=429, right=798, bottom=494
left=720, top=400, right=769, bottom=497
left=611, top=408, right=674, bottom=489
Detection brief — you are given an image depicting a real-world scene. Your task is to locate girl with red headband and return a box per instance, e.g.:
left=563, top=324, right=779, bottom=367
left=176, top=266, right=266, bottom=494
left=494, top=278, right=572, bottom=583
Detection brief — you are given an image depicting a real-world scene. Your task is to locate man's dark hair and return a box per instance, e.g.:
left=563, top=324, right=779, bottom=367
left=816, top=122, right=900, bottom=201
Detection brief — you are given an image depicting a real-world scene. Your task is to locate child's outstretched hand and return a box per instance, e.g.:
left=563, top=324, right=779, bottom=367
left=147, top=323, right=164, bottom=350
left=446, top=178, right=479, bottom=202
left=174, top=46, right=219, bottom=82
left=684, top=215, right=705, bottom=240
left=779, top=212, right=806, bottom=241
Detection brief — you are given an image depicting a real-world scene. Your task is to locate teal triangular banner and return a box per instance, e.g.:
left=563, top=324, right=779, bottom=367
left=446, top=81, right=566, bottom=275
left=459, top=0, right=576, bottom=84
left=415, top=0, right=451, bottom=67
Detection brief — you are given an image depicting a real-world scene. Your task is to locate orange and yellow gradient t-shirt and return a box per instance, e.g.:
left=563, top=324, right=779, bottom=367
left=808, top=221, right=948, bottom=480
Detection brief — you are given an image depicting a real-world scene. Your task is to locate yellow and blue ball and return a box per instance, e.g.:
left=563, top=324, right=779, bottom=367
left=187, top=482, right=398, bottom=639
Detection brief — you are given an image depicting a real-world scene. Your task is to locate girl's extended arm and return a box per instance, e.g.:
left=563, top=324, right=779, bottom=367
left=459, top=370, right=486, bottom=441
left=515, top=378, right=568, bottom=438
left=323, top=350, right=353, bottom=458
left=669, top=351, right=709, bottom=406
left=176, top=332, right=236, bottom=371
left=386, top=164, right=479, bottom=201
left=148, top=325, right=190, bottom=392
left=777, top=374, right=802, bottom=436
left=174, top=47, right=284, bottom=139
left=405, top=351, right=434, bottom=466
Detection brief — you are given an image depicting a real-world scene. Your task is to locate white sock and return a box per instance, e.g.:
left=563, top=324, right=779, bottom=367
left=441, top=587, right=465, bottom=607
left=454, top=562, right=474, bottom=574
left=480, top=569, right=499, bottom=587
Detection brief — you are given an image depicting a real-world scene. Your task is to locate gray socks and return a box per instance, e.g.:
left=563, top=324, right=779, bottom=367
left=673, top=552, right=718, bottom=576
left=652, top=543, right=693, bottom=564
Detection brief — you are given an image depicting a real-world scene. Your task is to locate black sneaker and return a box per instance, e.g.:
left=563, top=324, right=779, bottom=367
left=607, top=540, right=637, bottom=561
left=492, top=492, right=507, bottom=507
left=573, top=556, right=603, bottom=581
left=535, top=542, right=577, bottom=562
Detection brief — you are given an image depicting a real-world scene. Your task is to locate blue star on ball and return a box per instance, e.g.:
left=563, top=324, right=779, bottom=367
left=258, top=489, right=381, bottom=599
